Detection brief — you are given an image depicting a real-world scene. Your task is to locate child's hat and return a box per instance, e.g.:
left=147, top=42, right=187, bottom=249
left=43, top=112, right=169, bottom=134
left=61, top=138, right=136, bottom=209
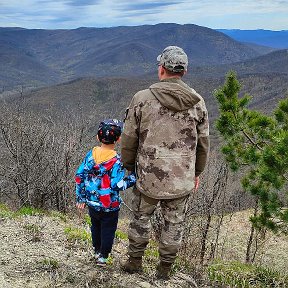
left=97, top=119, right=123, bottom=144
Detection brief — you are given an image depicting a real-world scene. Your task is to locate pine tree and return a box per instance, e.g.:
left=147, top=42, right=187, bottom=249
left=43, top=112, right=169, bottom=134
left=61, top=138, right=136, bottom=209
left=214, top=71, right=288, bottom=234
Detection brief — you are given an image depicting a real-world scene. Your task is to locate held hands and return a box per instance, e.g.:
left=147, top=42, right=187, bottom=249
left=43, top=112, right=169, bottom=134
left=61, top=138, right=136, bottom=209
left=76, top=202, right=86, bottom=210
left=194, top=176, right=200, bottom=191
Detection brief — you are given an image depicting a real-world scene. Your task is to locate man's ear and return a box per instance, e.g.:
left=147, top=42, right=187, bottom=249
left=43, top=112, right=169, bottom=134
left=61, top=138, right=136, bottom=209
left=96, top=135, right=99, bottom=141
left=158, top=65, right=167, bottom=80
left=159, top=65, right=166, bottom=75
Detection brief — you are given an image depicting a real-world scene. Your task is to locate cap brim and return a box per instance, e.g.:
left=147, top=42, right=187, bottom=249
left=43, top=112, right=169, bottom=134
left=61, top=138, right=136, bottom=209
left=157, top=54, right=161, bottom=62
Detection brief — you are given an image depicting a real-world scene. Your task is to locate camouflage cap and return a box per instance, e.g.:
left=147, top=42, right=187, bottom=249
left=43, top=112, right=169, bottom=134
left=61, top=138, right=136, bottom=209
left=157, top=46, right=188, bottom=73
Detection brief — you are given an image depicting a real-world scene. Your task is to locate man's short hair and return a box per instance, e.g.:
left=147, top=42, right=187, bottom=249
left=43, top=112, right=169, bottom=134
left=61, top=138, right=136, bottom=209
left=157, top=46, right=188, bottom=73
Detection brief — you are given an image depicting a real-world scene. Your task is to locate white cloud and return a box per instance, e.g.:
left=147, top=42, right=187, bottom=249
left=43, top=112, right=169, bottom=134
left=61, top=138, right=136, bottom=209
left=0, top=0, right=287, bottom=29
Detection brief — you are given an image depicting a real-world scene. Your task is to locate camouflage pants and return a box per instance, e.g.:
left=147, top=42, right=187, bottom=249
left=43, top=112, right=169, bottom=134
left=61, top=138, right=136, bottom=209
left=128, top=188, right=189, bottom=263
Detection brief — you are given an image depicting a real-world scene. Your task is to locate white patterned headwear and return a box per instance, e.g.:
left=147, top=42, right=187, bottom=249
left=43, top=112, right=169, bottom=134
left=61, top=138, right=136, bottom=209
left=157, top=46, right=188, bottom=72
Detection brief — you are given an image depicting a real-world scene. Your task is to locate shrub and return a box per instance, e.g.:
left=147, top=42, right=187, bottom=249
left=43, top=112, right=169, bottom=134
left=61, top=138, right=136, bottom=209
left=208, top=260, right=288, bottom=287
left=115, top=229, right=128, bottom=240
left=23, top=223, right=42, bottom=242
left=64, top=226, right=91, bottom=243
left=84, top=214, right=92, bottom=226
left=16, top=206, right=44, bottom=216
left=0, top=203, right=14, bottom=218
left=49, top=210, right=68, bottom=222
left=40, top=258, right=60, bottom=271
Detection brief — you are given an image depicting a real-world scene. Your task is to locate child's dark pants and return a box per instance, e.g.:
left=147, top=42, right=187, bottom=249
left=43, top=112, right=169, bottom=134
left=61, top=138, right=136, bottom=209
left=88, top=207, right=119, bottom=258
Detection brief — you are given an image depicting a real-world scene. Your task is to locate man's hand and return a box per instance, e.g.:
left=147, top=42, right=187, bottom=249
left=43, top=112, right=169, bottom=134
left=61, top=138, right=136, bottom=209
left=194, top=176, right=200, bottom=191
left=76, top=202, right=86, bottom=209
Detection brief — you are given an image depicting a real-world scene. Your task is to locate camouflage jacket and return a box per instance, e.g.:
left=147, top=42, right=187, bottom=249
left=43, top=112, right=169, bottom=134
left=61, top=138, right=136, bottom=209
left=121, top=78, right=209, bottom=199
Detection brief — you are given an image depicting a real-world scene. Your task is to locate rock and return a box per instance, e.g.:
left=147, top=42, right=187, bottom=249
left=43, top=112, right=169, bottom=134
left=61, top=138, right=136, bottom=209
left=137, top=281, right=152, bottom=288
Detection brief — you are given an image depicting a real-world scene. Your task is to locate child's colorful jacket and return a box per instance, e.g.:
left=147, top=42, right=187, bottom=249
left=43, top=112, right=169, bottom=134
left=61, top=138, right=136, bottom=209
left=75, top=147, right=136, bottom=212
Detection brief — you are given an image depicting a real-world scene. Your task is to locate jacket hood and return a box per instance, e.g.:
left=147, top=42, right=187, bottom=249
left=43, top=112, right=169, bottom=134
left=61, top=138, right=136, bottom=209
left=149, top=78, right=201, bottom=111
left=92, top=146, right=117, bottom=164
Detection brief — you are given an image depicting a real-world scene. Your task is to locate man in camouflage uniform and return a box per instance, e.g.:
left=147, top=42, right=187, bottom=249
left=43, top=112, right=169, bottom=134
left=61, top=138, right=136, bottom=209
left=121, top=46, right=209, bottom=279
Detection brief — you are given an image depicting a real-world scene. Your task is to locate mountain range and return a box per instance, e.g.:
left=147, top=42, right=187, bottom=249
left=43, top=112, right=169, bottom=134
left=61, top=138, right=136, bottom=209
left=218, top=29, right=288, bottom=49
left=1, top=23, right=287, bottom=149
left=1, top=23, right=284, bottom=89
left=191, top=49, right=288, bottom=77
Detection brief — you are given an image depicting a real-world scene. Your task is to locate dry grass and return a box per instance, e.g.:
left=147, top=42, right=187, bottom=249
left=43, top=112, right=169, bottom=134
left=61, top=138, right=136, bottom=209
left=0, top=206, right=287, bottom=288
left=217, top=209, right=288, bottom=272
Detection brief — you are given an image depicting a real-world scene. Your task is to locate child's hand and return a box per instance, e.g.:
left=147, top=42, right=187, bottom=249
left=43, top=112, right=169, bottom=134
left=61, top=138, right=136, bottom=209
left=194, top=176, right=200, bottom=191
left=76, top=202, right=86, bottom=209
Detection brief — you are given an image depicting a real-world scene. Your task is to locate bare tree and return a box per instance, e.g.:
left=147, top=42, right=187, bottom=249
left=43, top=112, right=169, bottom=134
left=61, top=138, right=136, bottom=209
left=0, top=100, right=91, bottom=211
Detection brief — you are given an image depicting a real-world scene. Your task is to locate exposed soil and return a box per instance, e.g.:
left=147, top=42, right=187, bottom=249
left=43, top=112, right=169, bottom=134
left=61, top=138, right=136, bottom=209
left=2, top=209, right=287, bottom=288
left=0, top=213, right=203, bottom=288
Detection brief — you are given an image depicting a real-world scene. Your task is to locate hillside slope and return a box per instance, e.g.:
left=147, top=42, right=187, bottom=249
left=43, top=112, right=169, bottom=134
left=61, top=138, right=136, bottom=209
left=192, top=49, right=288, bottom=77
left=1, top=208, right=287, bottom=288
left=6, top=71, right=288, bottom=124
left=0, top=41, right=61, bottom=88
left=0, top=24, right=267, bottom=88
left=0, top=212, right=202, bottom=288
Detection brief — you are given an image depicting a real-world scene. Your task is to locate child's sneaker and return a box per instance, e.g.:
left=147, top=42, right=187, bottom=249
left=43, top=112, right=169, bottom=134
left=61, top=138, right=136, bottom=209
left=96, top=256, right=108, bottom=266
left=94, top=252, right=101, bottom=260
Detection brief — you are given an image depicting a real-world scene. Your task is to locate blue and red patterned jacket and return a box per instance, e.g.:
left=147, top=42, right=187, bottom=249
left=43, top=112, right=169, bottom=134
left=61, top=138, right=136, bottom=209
left=75, top=148, right=136, bottom=212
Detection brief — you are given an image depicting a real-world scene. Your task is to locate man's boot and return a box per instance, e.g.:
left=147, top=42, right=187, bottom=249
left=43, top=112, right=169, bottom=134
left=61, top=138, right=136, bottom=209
left=121, top=256, right=143, bottom=274
left=156, top=261, right=173, bottom=280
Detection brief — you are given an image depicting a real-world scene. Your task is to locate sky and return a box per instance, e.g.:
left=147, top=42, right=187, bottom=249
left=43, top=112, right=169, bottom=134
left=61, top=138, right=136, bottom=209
left=0, top=0, right=288, bottom=31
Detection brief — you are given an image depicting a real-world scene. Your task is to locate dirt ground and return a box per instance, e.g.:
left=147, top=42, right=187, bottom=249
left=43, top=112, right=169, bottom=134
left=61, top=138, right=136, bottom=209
left=1, top=209, right=287, bottom=288
left=0, top=213, right=202, bottom=288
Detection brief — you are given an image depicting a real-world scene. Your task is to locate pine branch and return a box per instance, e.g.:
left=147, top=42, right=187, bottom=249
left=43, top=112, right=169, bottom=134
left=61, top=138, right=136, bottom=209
left=241, top=129, right=263, bottom=150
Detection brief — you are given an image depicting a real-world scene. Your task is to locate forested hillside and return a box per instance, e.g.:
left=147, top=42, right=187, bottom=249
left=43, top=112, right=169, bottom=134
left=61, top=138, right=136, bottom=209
left=0, top=23, right=274, bottom=88
left=3, top=71, right=287, bottom=125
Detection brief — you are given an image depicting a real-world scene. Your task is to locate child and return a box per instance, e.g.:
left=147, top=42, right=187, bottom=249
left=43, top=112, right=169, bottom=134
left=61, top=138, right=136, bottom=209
left=75, top=119, right=136, bottom=265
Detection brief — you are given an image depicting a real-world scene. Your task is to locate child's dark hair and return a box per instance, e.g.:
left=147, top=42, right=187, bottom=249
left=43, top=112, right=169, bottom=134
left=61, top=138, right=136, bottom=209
left=97, top=119, right=123, bottom=144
